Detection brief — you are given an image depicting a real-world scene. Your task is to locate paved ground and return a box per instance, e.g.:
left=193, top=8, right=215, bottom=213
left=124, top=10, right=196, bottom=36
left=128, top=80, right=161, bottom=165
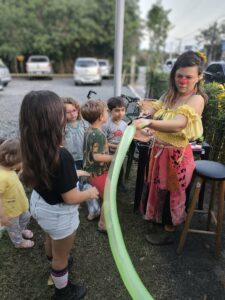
left=0, top=78, right=135, bottom=138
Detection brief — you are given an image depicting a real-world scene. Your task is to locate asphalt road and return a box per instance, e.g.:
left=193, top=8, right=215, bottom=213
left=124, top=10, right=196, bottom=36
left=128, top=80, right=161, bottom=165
left=0, top=78, right=135, bottom=138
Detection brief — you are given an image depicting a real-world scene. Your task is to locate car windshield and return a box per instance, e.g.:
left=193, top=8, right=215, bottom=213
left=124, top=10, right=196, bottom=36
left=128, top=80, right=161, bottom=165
left=99, top=61, right=107, bottom=66
left=30, top=57, right=48, bottom=62
left=76, top=60, right=97, bottom=67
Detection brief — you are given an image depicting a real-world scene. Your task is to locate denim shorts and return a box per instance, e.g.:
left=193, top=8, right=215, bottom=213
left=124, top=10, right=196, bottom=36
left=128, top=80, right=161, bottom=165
left=30, top=190, right=80, bottom=240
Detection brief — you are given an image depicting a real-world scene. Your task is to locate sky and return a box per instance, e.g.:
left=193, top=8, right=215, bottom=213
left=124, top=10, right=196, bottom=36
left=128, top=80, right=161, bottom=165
left=139, top=0, right=225, bottom=52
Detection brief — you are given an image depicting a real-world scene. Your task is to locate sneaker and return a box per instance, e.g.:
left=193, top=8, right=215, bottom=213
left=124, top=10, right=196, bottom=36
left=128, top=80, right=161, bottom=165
left=69, top=283, right=87, bottom=300
left=52, top=282, right=87, bottom=300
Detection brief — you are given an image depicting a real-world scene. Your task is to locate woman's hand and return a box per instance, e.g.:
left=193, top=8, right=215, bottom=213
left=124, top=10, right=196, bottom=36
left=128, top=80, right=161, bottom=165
left=132, top=118, right=151, bottom=129
left=134, top=128, right=154, bottom=143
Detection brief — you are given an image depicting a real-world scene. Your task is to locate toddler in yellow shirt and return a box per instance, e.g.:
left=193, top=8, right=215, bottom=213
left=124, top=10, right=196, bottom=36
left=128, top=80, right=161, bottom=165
left=0, top=139, right=34, bottom=248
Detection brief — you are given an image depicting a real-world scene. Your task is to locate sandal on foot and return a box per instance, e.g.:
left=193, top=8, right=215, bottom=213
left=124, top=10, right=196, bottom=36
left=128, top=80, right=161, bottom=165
left=145, top=233, right=175, bottom=246
left=164, top=224, right=176, bottom=232
left=15, top=239, right=34, bottom=248
left=22, top=229, right=34, bottom=239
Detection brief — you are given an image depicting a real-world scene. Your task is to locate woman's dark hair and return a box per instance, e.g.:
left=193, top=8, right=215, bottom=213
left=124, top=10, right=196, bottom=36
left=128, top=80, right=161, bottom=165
left=163, top=51, right=208, bottom=107
left=0, top=139, right=21, bottom=167
left=19, top=90, right=65, bottom=189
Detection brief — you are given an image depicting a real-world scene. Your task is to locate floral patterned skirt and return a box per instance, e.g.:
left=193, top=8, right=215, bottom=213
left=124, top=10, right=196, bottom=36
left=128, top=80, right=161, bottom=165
left=141, top=143, right=195, bottom=225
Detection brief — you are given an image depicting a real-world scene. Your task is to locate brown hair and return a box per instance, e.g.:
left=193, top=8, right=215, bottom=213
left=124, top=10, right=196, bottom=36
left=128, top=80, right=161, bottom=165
left=0, top=139, right=21, bottom=167
left=163, top=51, right=208, bottom=108
left=61, top=97, right=81, bottom=120
left=81, top=100, right=106, bottom=124
left=19, top=90, right=65, bottom=189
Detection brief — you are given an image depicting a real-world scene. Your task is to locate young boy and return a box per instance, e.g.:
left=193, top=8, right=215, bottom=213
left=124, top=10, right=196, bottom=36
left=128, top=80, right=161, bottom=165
left=102, top=97, right=127, bottom=191
left=81, top=100, right=113, bottom=233
left=102, top=97, right=127, bottom=154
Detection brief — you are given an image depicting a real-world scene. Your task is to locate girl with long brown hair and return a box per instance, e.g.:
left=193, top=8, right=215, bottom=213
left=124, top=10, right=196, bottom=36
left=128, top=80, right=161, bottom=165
left=19, top=90, right=98, bottom=300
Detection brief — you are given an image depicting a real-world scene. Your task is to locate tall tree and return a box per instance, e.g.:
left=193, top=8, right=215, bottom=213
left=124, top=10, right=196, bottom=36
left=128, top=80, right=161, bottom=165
left=146, top=2, right=171, bottom=70
left=196, top=22, right=225, bottom=62
left=0, top=0, right=141, bottom=72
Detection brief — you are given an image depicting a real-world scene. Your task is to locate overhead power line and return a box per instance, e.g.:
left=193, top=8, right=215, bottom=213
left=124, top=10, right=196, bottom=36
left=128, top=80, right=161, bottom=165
left=170, top=14, right=225, bottom=40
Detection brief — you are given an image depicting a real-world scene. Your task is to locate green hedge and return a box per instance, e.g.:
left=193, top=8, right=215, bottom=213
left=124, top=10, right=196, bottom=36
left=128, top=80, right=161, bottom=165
left=145, top=71, right=169, bottom=99
left=146, top=72, right=225, bottom=163
left=202, top=82, right=225, bottom=163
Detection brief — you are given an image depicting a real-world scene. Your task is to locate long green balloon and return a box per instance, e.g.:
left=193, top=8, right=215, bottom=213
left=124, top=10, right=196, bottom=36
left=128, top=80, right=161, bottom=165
left=104, top=125, right=153, bottom=300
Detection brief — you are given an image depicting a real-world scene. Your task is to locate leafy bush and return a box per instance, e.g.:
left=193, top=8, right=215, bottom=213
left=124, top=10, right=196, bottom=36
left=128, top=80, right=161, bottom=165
left=202, top=82, right=225, bottom=162
left=145, top=71, right=169, bottom=99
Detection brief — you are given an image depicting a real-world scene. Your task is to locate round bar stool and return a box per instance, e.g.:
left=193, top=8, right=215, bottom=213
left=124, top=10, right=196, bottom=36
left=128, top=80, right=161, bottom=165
left=177, top=160, right=225, bottom=258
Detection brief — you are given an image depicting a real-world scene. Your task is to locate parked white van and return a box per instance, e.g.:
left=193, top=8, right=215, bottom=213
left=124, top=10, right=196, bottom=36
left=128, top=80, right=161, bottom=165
left=73, top=57, right=102, bottom=85
left=98, top=59, right=111, bottom=78
left=26, top=55, right=53, bottom=78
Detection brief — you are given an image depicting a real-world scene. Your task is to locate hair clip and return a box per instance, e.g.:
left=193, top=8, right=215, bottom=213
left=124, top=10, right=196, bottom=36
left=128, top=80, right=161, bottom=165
left=196, top=51, right=207, bottom=64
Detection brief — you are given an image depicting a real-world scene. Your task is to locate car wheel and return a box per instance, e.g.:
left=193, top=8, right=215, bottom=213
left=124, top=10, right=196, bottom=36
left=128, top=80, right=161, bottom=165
left=3, top=82, right=8, bottom=87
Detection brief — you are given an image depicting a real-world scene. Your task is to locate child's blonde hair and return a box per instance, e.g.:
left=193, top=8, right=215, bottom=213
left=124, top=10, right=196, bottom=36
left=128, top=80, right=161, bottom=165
left=81, top=100, right=107, bottom=124
left=0, top=139, right=21, bottom=167
left=61, top=97, right=81, bottom=120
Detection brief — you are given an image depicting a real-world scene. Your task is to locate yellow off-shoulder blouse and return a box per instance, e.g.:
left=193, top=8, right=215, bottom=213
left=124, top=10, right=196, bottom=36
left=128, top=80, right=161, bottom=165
left=151, top=100, right=203, bottom=148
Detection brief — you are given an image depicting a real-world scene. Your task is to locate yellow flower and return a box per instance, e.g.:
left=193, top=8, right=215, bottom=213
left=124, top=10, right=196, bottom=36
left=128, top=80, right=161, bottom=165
left=217, top=92, right=225, bottom=101
left=211, top=82, right=224, bottom=90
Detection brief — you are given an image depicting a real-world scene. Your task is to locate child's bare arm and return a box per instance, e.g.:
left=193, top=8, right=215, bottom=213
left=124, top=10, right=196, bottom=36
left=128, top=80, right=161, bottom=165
left=62, top=186, right=99, bottom=204
left=93, top=153, right=113, bottom=162
left=76, top=170, right=90, bottom=177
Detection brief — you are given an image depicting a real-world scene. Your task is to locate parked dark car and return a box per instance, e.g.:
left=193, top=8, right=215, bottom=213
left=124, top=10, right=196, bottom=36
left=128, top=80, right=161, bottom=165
left=204, top=62, right=225, bottom=83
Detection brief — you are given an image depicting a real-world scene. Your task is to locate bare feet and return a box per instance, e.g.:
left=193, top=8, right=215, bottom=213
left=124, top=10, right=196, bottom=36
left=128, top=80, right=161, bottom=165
left=15, top=239, right=34, bottom=248
left=22, top=229, right=34, bottom=239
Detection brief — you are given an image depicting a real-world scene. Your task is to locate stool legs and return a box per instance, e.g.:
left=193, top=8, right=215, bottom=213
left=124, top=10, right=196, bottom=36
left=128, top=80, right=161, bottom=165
left=215, top=180, right=225, bottom=258
left=177, top=177, right=204, bottom=255
left=207, top=181, right=216, bottom=231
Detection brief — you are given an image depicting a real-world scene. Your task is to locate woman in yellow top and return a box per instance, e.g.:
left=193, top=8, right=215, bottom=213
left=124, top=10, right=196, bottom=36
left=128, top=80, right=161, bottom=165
left=134, top=51, right=208, bottom=245
left=0, top=139, right=34, bottom=248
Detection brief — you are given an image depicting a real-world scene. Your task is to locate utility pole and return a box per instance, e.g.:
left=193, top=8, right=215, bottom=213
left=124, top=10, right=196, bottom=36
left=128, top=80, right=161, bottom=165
left=177, top=38, right=182, bottom=54
left=130, top=55, right=136, bottom=87
left=114, top=0, right=125, bottom=96
left=208, top=22, right=217, bottom=63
